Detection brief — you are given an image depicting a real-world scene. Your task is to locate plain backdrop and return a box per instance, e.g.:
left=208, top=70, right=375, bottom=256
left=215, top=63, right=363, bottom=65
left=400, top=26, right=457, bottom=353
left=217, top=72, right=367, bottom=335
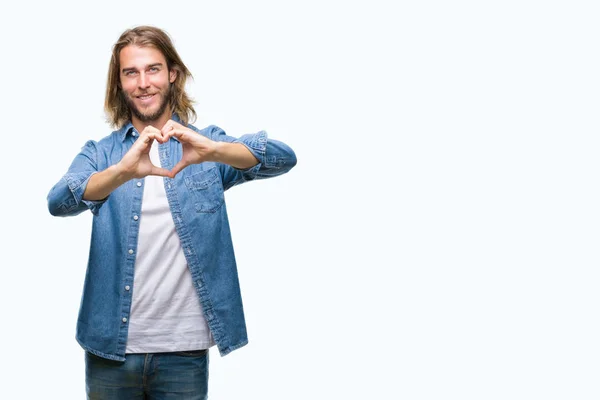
left=1, top=0, right=599, bottom=399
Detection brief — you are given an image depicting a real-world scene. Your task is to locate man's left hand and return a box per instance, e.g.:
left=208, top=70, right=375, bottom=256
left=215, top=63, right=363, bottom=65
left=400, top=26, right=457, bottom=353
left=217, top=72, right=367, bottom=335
left=161, top=120, right=219, bottom=177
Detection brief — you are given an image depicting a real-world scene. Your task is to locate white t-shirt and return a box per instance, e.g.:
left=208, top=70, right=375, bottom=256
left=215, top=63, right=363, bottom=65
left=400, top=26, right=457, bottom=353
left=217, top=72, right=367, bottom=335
left=126, top=140, right=215, bottom=353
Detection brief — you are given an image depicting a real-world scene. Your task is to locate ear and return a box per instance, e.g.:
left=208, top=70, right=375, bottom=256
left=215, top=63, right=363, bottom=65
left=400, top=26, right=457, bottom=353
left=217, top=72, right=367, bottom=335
left=169, top=69, right=177, bottom=83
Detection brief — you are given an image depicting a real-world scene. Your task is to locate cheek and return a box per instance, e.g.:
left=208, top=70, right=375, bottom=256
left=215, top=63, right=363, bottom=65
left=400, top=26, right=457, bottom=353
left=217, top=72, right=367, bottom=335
left=156, top=73, right=172, bottom=88
left=121, top=81, right=136, bottom=95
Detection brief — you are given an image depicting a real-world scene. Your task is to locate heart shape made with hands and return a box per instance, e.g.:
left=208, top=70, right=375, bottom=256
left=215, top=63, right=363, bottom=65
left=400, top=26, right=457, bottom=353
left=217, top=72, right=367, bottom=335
left=133, top=119, right=218, bottom=179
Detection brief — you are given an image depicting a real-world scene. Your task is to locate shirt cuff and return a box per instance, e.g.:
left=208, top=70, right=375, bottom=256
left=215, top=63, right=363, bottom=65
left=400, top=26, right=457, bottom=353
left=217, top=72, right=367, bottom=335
left=234, top=130, right=267, bottom=162
left=232, top=131, right=267, bottom=180
left=64, top=171, right=106, bottom=215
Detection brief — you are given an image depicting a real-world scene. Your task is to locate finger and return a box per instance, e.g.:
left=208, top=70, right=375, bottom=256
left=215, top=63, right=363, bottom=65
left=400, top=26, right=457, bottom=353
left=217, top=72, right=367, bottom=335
left=135, top=133, right=154, bottom=151
left=153, top=129, right=168, bottom=143
left=141, top=125, right=160, bottom=136
left=143, top=125, right=168, bottom=143
left=167, top=129, right=190, bottom=142
left=145, top=129, right=166, bottom=146
left=161, top=123, right=172, bottom=137
left=169, top=160, right=188, bottom=177
left=149, top=129, right=169, bottom=144
left=149, top=166, right=173, bottom=178
left=162, top=120, right=188, bottom=137
left=152, top=132, right=166, bottom=143
left=166, top=119, right=185, bottom=130
left=161, top=120, right=179, bottom=137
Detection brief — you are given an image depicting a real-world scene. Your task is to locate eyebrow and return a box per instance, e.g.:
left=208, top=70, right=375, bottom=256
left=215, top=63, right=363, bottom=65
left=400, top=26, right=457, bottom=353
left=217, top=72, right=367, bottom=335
left=121, top=63, right=163, bottom=73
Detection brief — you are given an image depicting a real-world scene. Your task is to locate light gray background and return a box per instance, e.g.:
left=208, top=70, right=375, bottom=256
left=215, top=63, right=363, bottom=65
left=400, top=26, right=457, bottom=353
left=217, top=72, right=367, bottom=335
left=1, top=0, right=599, bottom=399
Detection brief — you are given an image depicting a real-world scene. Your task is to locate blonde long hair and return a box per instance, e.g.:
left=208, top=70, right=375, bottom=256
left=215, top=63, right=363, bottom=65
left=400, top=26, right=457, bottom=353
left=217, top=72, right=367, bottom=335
left=104, top=26, right=196, bottom=128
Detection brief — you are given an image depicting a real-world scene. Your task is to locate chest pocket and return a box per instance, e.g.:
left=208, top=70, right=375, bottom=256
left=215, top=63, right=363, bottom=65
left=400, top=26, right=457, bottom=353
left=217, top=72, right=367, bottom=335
left=184, top=167, right=225, bottom=213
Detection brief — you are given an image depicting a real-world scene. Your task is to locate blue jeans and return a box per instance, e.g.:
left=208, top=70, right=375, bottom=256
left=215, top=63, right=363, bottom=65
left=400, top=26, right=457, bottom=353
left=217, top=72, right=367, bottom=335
left=85, top=350, right=209, bottom=399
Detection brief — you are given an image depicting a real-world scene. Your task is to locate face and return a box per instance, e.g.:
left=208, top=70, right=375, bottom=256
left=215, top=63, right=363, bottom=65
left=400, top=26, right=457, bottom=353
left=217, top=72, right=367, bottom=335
left=119, top=45, right=177, bottom=124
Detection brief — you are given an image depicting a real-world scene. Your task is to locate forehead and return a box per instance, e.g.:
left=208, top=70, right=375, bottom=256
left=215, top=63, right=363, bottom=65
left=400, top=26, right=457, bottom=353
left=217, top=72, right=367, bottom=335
left=119, top=45, right=167, bottom=69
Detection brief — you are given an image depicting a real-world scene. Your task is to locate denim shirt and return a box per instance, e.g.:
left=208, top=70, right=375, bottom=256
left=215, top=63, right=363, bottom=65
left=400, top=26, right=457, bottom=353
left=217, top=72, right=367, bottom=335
left=47, top=116, right=296, bottom=361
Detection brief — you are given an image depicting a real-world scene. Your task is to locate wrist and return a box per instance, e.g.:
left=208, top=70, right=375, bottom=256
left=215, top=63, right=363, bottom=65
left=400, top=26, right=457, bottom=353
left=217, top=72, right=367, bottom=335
left=211, top=141, right=227, bottom=163
left=112, top=162, right=134, bottom=184
left=211, top=141, right=258, bottom=169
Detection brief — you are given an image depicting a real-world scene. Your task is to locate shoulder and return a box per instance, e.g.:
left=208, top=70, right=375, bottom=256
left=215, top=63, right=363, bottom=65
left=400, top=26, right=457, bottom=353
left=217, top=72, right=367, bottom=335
left=187, top=124, right=225, bottom=138
left=80, top=129, right=125, bottom=155
left=96, top=130, right=122, bottom=147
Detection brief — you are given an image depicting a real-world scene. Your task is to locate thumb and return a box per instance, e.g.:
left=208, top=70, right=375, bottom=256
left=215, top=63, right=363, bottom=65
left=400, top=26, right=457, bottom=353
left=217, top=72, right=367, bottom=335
left=149, top=166, right=172, bottom=178
left=169, top=160, right=188, bottom=178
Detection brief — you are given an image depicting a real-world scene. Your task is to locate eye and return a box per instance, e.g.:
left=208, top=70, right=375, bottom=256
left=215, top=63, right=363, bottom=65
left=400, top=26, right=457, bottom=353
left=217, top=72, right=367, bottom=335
left=149, top=67, right=159, bottom=73
left=124, top=71, right=137, bottom=77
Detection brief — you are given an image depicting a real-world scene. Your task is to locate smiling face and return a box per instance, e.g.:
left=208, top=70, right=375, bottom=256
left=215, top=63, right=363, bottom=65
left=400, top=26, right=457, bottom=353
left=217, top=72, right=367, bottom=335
left=119, top=45, right=177, bottom=128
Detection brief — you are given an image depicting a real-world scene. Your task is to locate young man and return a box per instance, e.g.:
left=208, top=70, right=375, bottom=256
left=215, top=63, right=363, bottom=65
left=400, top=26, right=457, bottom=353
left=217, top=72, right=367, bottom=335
left=47, top=25, right=296, bottom=399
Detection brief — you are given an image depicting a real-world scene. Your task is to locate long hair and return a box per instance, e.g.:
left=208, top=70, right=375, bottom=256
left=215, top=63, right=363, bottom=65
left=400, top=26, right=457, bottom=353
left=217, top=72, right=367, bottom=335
left=104, top=26, right=197, bottom=128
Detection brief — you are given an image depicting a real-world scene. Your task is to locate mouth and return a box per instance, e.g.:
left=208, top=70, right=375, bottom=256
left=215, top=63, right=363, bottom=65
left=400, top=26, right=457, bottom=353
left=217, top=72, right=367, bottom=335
left=137, top=93, right=156, bottom=100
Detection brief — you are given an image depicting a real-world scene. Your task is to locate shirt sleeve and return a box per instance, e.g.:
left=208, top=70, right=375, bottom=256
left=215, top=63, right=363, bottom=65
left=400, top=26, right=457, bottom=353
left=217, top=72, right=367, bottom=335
left=206, top=125, right=297, bottom=190
left=47, top=140, right=107, bottom=216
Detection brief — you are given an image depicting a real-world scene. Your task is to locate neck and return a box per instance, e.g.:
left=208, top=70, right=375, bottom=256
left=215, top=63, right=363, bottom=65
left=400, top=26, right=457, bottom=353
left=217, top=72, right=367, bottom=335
left=131, top=110, right=173, bottom=134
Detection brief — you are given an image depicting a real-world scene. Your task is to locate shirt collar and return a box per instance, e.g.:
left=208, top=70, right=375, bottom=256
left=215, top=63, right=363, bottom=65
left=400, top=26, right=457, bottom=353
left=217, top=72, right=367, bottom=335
left=118, top=113, right=183, bottom=142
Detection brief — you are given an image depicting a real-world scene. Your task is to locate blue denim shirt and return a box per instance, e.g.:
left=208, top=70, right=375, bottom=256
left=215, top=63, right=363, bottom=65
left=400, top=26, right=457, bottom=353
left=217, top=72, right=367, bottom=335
left=47, top=116, right=296, bottom=361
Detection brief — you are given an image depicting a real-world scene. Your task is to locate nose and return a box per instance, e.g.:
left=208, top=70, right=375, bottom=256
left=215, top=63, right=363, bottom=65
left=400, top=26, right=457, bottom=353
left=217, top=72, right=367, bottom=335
left=138, top=72, right=150, bottom=89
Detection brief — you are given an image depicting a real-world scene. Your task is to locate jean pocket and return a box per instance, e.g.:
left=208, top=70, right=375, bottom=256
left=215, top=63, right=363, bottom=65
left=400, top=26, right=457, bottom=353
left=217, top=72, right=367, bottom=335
left=184, top=168, right=224, bottom=213
left=173, top=349, right=208, bottom=357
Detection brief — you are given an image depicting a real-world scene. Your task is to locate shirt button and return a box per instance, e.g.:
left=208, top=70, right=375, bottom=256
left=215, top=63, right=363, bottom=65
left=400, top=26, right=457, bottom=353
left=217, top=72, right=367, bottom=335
left=133, top=215, right=139, bottom=221
left=137, top=182, right=142, bottom=187
left=122, top=317, right=127, bottom=323
left=125, top=285, right=130, bottom=291
left=128, top=249, right=134, bottom=254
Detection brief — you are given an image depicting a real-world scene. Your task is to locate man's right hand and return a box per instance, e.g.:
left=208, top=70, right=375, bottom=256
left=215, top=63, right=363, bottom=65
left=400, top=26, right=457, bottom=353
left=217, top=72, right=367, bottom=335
left=83, top=126, right=171, bottom=201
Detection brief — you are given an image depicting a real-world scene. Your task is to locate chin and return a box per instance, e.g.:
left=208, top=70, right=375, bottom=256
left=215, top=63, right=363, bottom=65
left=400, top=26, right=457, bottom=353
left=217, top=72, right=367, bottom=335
left=133, top=105, right=166, bottom=122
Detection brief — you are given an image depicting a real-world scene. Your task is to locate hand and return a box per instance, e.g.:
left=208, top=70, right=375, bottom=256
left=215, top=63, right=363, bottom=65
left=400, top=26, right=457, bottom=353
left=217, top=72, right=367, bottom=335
left=117, top=126, right=171, bottom=179
left=161, top=120, right=219, bottom=177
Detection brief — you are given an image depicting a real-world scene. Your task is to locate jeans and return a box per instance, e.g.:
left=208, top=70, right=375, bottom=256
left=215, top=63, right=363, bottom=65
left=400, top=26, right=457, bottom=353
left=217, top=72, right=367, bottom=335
left=85, top=350, right=209, bottom=399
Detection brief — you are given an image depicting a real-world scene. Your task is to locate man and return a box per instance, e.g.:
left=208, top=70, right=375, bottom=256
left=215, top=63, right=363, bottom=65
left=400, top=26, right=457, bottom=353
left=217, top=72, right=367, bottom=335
left=47, top=25, right=296, bottom=399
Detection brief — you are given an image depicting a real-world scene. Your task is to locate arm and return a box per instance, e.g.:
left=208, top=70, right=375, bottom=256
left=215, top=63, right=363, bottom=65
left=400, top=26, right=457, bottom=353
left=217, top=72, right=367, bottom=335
left=47, top=127, right=171, bottom=216
left=162, top=121, right=297, bottom=189
left=215, top=127, right=297, bottom=189
left=212, top=141, right=259, bottom=170
left=47, top=139, right=104, bottom=217
left=84, top=127, right=170, bottom=200
left=162, top=120, right=260, bottom=176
